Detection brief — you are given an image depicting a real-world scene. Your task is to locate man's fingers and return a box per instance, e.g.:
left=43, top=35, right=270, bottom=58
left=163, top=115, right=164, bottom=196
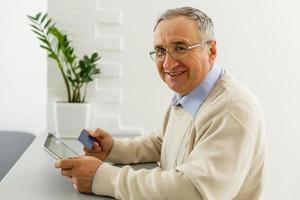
left=87, top=129, right=100, bottom=138
left=55, top=159, right=76, bottom=169
left=89, top=128, right=108, bottom=138
left=91, top=142, right=100, bottom=150
left=72, top=181, right=78, bottom=191
left=83, top=142, right=100, bottom=152
left=61, top=169, right=72, bottom=178
left=84, top=153, right=100, bottom=158
left=68, top=177, right=74, bottom=184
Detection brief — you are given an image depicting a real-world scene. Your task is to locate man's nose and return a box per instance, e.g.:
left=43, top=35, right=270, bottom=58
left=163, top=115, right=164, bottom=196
left=162, top=52, right=179, bottom=70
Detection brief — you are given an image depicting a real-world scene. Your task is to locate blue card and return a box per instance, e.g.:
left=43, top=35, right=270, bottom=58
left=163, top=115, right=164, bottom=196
left=77, top=129, right=95, bottom=150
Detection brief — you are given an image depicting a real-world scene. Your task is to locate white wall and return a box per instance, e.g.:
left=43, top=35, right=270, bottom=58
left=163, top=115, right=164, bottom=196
left=48, top=0, right=300, bottom=199
left=0, top=0, right=47, bottom=135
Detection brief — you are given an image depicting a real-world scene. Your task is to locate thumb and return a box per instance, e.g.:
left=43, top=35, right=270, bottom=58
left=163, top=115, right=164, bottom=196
left=90, top=128, right=108, bottom=138
left=55, top=159, right=76, bottom=169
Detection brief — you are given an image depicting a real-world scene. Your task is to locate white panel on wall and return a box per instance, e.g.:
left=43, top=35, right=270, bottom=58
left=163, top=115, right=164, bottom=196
left=47, top=0, right=300, bottom=199
left=0, top=0, right=47, bottom=135
left=47, top=0, right=142, bottom=135
left=100, top=62, right=122, bottom=78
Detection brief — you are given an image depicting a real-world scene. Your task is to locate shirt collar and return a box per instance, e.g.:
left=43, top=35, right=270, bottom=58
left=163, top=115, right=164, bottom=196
left=171, top=65, right=223, bottom=117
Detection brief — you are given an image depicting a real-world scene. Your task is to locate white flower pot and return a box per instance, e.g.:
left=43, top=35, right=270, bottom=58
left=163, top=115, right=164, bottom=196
left=53, top=102, right=92, bottom=138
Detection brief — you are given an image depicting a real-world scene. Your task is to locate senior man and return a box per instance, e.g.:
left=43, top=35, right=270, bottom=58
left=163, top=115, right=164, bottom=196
left=55, top=7, right=266, bottom=200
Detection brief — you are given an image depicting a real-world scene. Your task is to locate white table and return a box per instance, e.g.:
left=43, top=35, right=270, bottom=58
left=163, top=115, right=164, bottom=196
left=0, top=133, right=157, bottom=199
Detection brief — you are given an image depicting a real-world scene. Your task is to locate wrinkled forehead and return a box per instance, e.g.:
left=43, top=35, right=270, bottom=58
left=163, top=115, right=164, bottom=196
left=153, top=16, right=201, bottom=47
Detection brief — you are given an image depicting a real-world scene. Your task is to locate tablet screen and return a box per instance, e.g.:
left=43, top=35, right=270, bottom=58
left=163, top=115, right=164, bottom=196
left=44, top=133, right=79, bottom=159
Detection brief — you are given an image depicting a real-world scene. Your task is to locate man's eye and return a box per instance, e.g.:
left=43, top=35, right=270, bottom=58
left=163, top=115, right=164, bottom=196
left=174, top=46, right=187, bottom=54
left=156, top=48, right=166, bottom=56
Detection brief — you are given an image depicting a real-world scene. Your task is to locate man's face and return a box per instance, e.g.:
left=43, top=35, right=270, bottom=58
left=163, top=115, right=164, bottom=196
left=153, top=16, right=216, bottom=96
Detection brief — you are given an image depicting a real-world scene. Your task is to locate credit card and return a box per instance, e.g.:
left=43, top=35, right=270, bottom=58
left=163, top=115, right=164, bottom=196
left=77, top=129, right=95, bottom=150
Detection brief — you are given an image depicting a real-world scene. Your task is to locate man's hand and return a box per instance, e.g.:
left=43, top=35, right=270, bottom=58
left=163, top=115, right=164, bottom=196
left=55, top=156, right=102, bottom=193
left=84, top=128, right=114, bottom=161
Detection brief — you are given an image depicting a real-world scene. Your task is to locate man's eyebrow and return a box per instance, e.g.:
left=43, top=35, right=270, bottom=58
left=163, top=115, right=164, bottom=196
left=173, top=41, right=188, bottom=45
left=154, top=41, right=188, bottom=49
left=154, top=45, right=164, bottom=49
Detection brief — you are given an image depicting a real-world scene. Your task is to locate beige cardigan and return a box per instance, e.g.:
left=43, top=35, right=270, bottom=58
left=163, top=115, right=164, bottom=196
left=92, top=72, right=266, bottom=200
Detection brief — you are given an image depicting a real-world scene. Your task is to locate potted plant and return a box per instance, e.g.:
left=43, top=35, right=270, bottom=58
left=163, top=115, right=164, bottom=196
left=28, top=13, right=101, bottom=138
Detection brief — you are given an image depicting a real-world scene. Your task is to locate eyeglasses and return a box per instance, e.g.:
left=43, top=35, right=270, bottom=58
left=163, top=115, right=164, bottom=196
left=149, top=41, right=210, bottom=62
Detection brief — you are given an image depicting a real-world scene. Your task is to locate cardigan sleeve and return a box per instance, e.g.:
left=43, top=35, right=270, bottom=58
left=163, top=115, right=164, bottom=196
left=92, top=113, right=255, bottom=200
left=92, top=163, right=201, bottom=199
left=105, top=129, right=163, bottom=164
left=106, top=107, right=171, bottom=165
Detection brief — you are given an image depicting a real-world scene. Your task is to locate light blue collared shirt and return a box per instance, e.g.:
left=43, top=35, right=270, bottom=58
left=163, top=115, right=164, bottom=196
left=171, top=65, right=223, bottom=117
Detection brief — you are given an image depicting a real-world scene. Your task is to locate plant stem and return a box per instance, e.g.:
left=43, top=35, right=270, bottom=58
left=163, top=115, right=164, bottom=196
left=36, top=22, right=72, bottom=102
left=82, top=83, right=88, bottom=102
left=72, top=86, right=82, bottom=103
left=57, top=60, right=72, bottom=102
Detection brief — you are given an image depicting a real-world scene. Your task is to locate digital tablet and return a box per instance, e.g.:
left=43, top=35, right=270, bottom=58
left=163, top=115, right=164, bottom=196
left=43, top=132, right=79, bottom=159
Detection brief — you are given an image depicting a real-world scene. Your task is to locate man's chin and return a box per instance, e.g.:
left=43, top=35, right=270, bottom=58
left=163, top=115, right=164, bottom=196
left=167, top=85, right=186, bottom=95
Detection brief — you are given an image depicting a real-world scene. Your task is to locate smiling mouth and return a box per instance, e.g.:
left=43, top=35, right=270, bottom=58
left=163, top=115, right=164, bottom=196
left=165, top=71, right=186, bottom=77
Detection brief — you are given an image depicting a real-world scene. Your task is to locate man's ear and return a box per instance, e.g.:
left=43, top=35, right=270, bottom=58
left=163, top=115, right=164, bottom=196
left=208, top=40, right=217, bottom=65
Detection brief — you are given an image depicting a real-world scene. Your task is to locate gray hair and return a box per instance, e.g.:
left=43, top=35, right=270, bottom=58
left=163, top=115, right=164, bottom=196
left=154, top=7, right=215, bottom=42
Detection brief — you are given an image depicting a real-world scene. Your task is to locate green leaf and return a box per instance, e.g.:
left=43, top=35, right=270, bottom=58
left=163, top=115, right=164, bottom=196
left=31, top=30, right=44, bottom=38
left=27, top=15, right=36, bottom=21
left=84, top=56, right=90, bottom=65
left=49, top=26, right=65, bottom=42
left=27, top=15, right=34, bottom=19
left=28, top=20, right=39, bottom=27
left=37, top=37, right=49, bottom=46
left=91, top=52, right=98, bottom=60
left=48, top=53, right=57, bottom=59
left=67, top=76, right=74, bottom=84
left=41, top=13, right=47, bottom=23
left=44, top=18, right=52, bottom=29
left=46, top=23, right=56, bottom=35
left=30, top=24, right=41, bottom=31
left=36, top=13, right=42, bottom=20
left=55, top=42, right=60, bottom=52
left=40, top=45, right=51, bottom=52
left=66, top=69, right=71, bottom=75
